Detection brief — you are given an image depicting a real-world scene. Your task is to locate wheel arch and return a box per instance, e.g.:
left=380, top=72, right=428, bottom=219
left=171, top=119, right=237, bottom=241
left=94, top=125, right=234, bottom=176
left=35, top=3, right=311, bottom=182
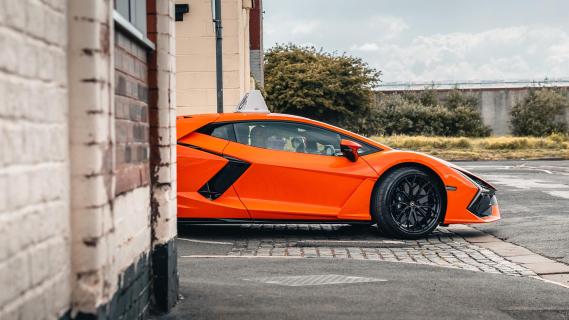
left=371, top=162, right=448, bottom=223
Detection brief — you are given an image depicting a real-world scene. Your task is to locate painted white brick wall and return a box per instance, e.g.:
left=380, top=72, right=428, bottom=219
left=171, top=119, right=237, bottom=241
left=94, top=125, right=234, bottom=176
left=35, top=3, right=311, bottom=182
left=0, top=0, right=71, bottom=318
left=152, top=0, right=178, bottom=245
left=68, top=0, right=156, bottom=314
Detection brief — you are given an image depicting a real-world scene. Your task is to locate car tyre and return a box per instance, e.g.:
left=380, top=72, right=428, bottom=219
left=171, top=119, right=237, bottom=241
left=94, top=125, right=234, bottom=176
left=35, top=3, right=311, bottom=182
left=372, top=167, right=444, bottom=239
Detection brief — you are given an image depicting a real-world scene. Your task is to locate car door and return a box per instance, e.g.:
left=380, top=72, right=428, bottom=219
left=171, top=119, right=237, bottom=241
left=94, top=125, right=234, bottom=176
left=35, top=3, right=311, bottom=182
left=177, top=125, right=251, bottom=220
left=223, top=121, right=378, bottom=221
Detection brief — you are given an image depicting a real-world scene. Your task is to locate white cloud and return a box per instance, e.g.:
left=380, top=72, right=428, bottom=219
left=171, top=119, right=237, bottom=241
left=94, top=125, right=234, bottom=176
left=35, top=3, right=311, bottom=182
left=367, top=15, right=409, bottom=40
left=291, top=20, right=320, bottom=35
left=350, top=43, right=379, bottom=52
left=348, top=26, right=569, bottom=82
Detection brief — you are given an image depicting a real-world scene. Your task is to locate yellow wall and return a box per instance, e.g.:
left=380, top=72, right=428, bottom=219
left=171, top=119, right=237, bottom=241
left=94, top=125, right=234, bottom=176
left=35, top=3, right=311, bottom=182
left=176, top=0, right=252, bottom=115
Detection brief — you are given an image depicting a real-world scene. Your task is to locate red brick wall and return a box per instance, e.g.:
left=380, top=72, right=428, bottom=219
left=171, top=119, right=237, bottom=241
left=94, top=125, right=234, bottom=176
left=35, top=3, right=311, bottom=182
left=114, top=32, right=150, bottom=195
left=249, top=0, right=262, bottom=50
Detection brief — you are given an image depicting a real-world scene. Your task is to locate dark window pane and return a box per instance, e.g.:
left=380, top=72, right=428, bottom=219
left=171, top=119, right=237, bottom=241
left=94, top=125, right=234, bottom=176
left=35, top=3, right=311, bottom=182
left=116, top=0, right=130, bottom=19
left=198, top=123, right=236, bottom=141
left=211, top=125, right=232, bottom=141
left=133, top=0, right=147, bottom=34
left=234, top=122, right=342, bottom=156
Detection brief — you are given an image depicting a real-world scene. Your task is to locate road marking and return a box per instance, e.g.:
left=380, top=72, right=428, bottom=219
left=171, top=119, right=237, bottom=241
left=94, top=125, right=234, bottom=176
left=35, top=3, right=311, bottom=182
left=461, top=164, right=569, bottom=176
left=243, top=274, right=387, bottom=286
left=177, top=238, right=234, bottom=245
left=486, top=175, right=569, bottom=190
left=544, top=190, right=569, bottom=199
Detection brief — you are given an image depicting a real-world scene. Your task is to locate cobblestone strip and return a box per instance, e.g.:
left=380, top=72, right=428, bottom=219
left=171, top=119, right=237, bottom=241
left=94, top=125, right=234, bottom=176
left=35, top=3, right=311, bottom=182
left=226, top=225, right=537, bottom=277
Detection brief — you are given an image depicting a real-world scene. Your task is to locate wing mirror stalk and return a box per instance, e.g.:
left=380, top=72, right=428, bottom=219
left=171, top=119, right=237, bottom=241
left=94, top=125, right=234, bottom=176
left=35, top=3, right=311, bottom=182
left=340, top=139, right=362, bottom=162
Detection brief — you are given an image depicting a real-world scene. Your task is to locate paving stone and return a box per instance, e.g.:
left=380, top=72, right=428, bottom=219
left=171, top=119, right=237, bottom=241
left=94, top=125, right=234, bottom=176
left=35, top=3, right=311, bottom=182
left=204, top=224, right=565, bottom=279
left=540, top=274, right=569, bottom=287
left=507, top=254, right=555, bottom=264
left=477, top=241, right=535, bottom=257
left=522, top=262, right=569, bottom=275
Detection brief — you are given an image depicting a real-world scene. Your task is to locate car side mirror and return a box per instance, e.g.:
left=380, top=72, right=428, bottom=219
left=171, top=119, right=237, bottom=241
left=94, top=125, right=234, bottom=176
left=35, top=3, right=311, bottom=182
left=340, top=139, right=362, bottom=162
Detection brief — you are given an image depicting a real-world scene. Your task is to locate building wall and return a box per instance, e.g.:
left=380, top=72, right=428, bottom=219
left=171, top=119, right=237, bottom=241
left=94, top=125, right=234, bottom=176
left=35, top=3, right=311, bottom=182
left=68, top=0, right=178, bottom=318
left=0, top=0, right=178, bottom=319
left=147, top=0, right=179, bottom=311
left=0, top=0, right=70, bottom=318
left=176, top=0, right=253, bottom=115
left=377, top=86, right=569, bottom=135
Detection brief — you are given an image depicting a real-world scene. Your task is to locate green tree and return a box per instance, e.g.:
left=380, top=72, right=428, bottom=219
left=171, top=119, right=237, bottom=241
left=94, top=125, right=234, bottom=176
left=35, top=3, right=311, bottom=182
left=264, top=44, right=381, bottom=133
left=371, top=91, right=491, bottom=137
left=510, top=89, right=569, bottom=136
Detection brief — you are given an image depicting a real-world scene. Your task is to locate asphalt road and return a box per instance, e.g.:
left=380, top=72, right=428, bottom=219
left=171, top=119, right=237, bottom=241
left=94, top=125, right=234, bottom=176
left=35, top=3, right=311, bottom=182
left=155, top=160, right=569, bottom=320
left=458, top=160, right=569, bottom=265
left=160, top=258, right=569, bottom=320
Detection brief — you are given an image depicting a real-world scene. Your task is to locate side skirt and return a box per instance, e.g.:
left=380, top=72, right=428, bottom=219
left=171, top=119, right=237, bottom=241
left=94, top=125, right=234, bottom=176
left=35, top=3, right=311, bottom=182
left=177, top=218, right=372, bottom=225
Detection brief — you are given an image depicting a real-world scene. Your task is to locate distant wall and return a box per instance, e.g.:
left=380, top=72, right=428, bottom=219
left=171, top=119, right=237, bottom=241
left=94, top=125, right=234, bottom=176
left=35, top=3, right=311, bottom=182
left=377, top=86, right=569, bottom=135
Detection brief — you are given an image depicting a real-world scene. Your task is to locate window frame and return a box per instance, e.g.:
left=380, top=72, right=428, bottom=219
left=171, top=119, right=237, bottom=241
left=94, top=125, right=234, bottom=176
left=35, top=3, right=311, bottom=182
left=113, top=0, right=155, bottom=51
left=198, top=120, right=381, bottom=157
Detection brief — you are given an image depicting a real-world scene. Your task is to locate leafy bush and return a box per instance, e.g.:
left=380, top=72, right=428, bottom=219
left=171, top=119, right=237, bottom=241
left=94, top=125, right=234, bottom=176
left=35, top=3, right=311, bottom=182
left=510, top=89, right=569, bottom=136
left=264, top=44, right=380, bottom=133
left=263, top=44, right=490, bottom=136
left=370, top=90, right=491, bottom=137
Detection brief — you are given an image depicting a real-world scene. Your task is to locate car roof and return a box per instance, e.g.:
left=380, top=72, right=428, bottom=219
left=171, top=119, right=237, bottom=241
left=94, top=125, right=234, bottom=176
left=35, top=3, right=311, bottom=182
left=178, top=112, right=391, bottom=151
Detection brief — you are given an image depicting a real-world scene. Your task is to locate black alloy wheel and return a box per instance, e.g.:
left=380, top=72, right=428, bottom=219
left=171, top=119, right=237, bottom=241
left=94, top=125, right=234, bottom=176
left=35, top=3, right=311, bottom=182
left=372, top=167, right=444, bottom=239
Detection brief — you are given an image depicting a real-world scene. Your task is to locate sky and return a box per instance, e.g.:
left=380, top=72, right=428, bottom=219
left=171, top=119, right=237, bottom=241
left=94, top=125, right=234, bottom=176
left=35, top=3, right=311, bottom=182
left=263, top=0, right=569, bottom=83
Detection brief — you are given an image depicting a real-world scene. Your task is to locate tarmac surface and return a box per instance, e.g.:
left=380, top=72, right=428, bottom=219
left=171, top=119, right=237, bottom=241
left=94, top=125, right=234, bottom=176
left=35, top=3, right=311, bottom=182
left=459, top=160, right=569, bottom=265
left=160, top=258, right=569, bottom=320
left=156, top=160, right=569, bottom=320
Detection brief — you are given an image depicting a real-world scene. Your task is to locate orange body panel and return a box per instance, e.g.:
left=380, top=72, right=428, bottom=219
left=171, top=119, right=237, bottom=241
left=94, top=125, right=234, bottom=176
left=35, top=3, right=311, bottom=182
left=224, top=141, right=376, bottom=220
left=176, top=113, right=500, bottom=225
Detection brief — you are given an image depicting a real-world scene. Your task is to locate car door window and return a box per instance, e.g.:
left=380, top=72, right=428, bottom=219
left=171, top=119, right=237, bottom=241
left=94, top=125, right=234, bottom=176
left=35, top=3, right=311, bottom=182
left=234, top=122, right=342, bottom=156
left=197, top=123, right=236, bottom=141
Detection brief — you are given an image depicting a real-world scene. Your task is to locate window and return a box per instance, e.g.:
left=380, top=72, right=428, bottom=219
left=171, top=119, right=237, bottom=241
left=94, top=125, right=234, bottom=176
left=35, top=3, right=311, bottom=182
left=234, top=122, right=342, bottom=156
left=115, top=0, right=147, bottom=34
left=199, top=121, right=379, bottom=156
left=198, top=123, right=236, bottom=141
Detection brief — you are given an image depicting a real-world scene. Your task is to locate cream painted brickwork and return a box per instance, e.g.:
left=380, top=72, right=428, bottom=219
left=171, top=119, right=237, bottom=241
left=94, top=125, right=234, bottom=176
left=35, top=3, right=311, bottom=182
left=176, top=0, right=253, bottom=115
left=150, top=0, right=178, bottom=245
left=0, top=0, right=71, bottom=318
left=68, top=0, right=118, bottom=312
left=1, top=0, right=178, bottom=317
left=68, top=0, right=155, bottom=314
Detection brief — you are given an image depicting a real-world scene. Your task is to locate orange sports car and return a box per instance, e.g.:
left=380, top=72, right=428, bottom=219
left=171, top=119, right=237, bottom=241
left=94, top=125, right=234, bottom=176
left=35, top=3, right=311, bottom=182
left=177, top=93, right=500, bottom=239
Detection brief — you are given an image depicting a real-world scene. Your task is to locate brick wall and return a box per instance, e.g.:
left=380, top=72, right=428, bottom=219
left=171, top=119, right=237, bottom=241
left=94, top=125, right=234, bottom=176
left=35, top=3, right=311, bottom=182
left=1, top=1, right=178, bottom=318
left=0, top=0, right=70, bottom=318
left=114, top=31, right=150, bottom=195
left=148, top=0, right=179, bottom=312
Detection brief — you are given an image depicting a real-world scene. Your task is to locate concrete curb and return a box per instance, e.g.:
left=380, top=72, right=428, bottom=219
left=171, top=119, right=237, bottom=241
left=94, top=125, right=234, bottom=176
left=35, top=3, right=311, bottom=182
left=448, top=224, right=569, bottom=289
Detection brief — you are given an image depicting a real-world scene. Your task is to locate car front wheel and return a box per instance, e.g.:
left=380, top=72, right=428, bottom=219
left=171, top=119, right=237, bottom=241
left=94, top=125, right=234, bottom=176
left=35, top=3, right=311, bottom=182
left=372, top=167, right=444, bottom=239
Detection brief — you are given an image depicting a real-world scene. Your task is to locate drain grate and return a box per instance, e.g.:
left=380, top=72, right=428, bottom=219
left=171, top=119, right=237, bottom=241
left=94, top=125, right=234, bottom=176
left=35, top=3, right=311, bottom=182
left=294, top=240, right=407, bottom=248
left=243, top=274, right=387, bottom=286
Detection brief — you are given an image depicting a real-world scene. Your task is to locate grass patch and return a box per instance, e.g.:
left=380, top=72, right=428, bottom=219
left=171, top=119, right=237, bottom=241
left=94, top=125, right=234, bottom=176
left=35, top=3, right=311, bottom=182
left=371, top=134, right=569, bottom=161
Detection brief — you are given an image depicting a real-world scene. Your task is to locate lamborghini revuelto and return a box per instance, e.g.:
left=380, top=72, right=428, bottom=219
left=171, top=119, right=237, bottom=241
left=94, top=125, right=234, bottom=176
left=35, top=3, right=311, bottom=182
left=177, top=97, right=500, bottom=239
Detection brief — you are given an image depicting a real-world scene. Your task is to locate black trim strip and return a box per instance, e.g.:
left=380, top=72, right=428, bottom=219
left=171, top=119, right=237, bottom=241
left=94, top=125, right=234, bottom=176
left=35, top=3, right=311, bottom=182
left=177, top=142, right=223, bottom=157
left=178, top=141, right=251, bottom=200
left=177, top=218, right=372, bottom=225
left=198, top=157, right=250, bottom=200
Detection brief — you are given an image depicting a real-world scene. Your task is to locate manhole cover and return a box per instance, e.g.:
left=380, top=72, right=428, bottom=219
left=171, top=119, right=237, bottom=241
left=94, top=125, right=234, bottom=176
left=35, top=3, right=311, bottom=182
left=294, top=240, right=407, bottom=248
left=243, top=274, right=387, bottom=286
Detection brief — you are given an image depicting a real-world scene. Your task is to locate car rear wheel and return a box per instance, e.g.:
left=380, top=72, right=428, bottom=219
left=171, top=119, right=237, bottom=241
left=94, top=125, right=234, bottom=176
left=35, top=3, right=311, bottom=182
left=372, top=167, right=444, bottom=239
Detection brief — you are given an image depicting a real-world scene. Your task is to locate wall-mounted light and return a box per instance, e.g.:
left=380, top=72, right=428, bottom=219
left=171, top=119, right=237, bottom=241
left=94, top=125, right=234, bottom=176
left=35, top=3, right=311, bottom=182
left=175, top=4, right=189, bottom=21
